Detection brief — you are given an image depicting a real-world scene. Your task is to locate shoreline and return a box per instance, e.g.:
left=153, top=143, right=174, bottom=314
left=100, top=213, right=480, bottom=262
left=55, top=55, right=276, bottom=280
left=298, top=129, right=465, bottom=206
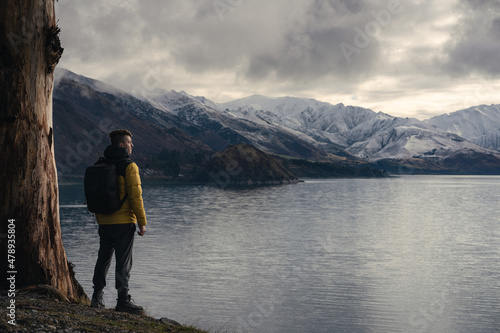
left=0, top=285, right=208, bottom=333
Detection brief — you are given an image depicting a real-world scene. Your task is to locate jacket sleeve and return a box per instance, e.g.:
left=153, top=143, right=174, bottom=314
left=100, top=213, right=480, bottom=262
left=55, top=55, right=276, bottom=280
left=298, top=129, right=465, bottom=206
left=125, top=162, right=147, bottom=227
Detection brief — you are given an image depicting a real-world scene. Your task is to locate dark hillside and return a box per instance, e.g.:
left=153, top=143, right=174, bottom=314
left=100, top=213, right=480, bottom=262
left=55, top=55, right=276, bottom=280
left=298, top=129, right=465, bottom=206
left=194, top=143, right=299, bottom=187
left=53, top=76, right=215, bottom=180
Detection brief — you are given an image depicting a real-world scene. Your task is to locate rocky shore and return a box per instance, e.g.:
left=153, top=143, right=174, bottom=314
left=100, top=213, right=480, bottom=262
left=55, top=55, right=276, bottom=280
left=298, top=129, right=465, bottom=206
left=0, top=285, right=208, bottom=333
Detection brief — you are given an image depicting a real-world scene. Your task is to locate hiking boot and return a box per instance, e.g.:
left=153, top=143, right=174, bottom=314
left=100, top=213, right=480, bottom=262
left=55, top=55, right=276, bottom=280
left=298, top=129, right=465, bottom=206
left=90, top=290, right=105, bottom=309
left=115, top=295, right=144, bottom=314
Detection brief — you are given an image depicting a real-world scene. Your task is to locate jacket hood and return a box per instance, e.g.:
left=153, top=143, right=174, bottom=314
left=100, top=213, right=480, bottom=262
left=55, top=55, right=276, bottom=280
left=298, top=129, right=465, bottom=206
left=103, top=145, right=130, bottom=160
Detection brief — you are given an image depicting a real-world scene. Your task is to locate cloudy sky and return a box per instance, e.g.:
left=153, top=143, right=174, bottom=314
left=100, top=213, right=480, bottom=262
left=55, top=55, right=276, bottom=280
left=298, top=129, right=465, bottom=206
left=55, top=0, right=500, bottom=119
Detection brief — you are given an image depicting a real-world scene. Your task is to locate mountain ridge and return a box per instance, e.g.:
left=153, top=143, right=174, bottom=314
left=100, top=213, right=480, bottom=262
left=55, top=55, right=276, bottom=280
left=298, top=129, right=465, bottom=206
left=220, top=95, right=500, bottom=162
left=426, top=104, right=500, bottom=152
left=53, top=68, right=500, bottom=175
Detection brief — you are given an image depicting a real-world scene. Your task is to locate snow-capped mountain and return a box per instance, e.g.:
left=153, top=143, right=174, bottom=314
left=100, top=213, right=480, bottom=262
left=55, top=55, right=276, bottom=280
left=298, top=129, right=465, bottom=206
left=53, top=69, right=500, bottom=175
left=426, top=105, right=500, bottom=152
left=346, top=125, right=485, bottom=160
left=134, top=90, right=337, bottom=161
left=52, top=69, right=220, bottom=178
left=222, top=95, right=498, bottom=162
left=134, top=89, right=220, bottom=118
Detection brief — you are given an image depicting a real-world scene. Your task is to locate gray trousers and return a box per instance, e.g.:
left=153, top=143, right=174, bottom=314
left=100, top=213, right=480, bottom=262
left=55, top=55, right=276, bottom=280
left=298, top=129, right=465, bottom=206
left=92, top=223, right=136, bottom=300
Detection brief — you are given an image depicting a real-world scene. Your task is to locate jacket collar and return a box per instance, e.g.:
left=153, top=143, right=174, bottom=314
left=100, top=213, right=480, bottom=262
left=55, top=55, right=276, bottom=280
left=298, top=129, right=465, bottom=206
left=103, top=145, right=130, bottom=160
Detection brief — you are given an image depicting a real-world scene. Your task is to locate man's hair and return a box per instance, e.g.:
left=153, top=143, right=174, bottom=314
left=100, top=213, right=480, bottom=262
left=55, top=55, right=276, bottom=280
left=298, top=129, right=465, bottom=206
left=109, top=129, right=132, bottom=146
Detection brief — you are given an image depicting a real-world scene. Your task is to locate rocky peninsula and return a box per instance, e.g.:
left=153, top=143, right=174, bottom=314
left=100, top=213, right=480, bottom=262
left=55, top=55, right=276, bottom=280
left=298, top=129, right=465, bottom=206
left=194, top=143, right=299, bottom=187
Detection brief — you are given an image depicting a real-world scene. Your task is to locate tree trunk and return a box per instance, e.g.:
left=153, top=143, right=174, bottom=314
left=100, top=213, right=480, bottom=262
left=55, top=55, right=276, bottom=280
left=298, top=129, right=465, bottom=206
left=0, top=0, right=87, bottom=302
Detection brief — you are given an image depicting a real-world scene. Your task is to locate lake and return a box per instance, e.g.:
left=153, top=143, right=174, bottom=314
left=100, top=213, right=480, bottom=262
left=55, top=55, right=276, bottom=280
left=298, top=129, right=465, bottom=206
left=59, top=176, right=500, bottom=332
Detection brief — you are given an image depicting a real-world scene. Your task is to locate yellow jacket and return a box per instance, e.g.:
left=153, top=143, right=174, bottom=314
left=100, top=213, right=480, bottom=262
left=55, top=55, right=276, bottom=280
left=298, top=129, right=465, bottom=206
left=96, top=162, right=147, bottom=227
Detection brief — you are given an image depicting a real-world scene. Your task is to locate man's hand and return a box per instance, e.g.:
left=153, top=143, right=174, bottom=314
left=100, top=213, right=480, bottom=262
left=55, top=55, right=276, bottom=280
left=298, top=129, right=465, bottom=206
left=138, top=225, right=146, bottom=236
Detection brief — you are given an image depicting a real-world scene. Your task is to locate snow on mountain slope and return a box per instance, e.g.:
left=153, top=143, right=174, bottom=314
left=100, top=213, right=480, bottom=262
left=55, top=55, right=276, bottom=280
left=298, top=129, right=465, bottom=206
left=135, top=90, right=500, bottom=163
left=53, top=69, right=500, bottom=174
left=55, top=68, right=124, bottom=96
left=347, top=125, right=487, bottom=161
left=222, top=95, right=492, bottom=161
left=426, top=105, right=500, bottom=151
left=224, top=95, right=383, bottom=146
left=134, top=89, right=222, bottom=117
left=135, top=90, right=333, bottom=160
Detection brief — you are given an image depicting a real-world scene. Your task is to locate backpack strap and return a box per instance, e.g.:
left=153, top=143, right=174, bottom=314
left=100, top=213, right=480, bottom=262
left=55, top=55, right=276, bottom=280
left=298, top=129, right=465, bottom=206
left=115, top=158, right=133, bottom=207
left=96, top=157, right=132, bottom=176
left=114, top=158, right=133, bottom=177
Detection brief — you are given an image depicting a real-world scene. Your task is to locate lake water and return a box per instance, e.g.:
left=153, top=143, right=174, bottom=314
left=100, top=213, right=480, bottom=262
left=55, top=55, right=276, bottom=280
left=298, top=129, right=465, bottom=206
left=59, top=176, right=500, bottom=333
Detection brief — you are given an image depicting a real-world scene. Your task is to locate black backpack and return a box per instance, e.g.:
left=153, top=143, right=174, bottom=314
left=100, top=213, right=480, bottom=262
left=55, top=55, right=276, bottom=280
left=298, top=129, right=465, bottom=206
left=84, top=157, right=128, bottom=214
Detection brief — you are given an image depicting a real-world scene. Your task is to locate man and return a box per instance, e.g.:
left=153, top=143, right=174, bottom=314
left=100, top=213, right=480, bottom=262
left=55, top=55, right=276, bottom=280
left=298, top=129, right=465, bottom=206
left=90, top=129, right=147, bottom=313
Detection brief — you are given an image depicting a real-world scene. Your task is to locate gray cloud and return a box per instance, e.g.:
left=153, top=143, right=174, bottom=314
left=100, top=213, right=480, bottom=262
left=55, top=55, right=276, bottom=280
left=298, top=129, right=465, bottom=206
left=57, top=0, right=393, bottom=83
left=443, top=0, right=500, bottom=76
left=54, top=0, right=500, bottom=118
left=244, top=0, right=381, bottom=84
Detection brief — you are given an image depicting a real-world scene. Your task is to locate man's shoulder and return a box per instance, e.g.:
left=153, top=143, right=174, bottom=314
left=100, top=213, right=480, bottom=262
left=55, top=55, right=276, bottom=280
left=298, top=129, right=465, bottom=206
left=114, top=158, right=134, bottom=176
left=125, top=161, right=140, bottom=174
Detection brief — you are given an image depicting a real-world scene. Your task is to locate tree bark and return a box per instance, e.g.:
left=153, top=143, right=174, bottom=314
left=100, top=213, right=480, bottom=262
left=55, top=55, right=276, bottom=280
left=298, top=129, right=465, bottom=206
left=0, top=0, right=87, bottom=302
